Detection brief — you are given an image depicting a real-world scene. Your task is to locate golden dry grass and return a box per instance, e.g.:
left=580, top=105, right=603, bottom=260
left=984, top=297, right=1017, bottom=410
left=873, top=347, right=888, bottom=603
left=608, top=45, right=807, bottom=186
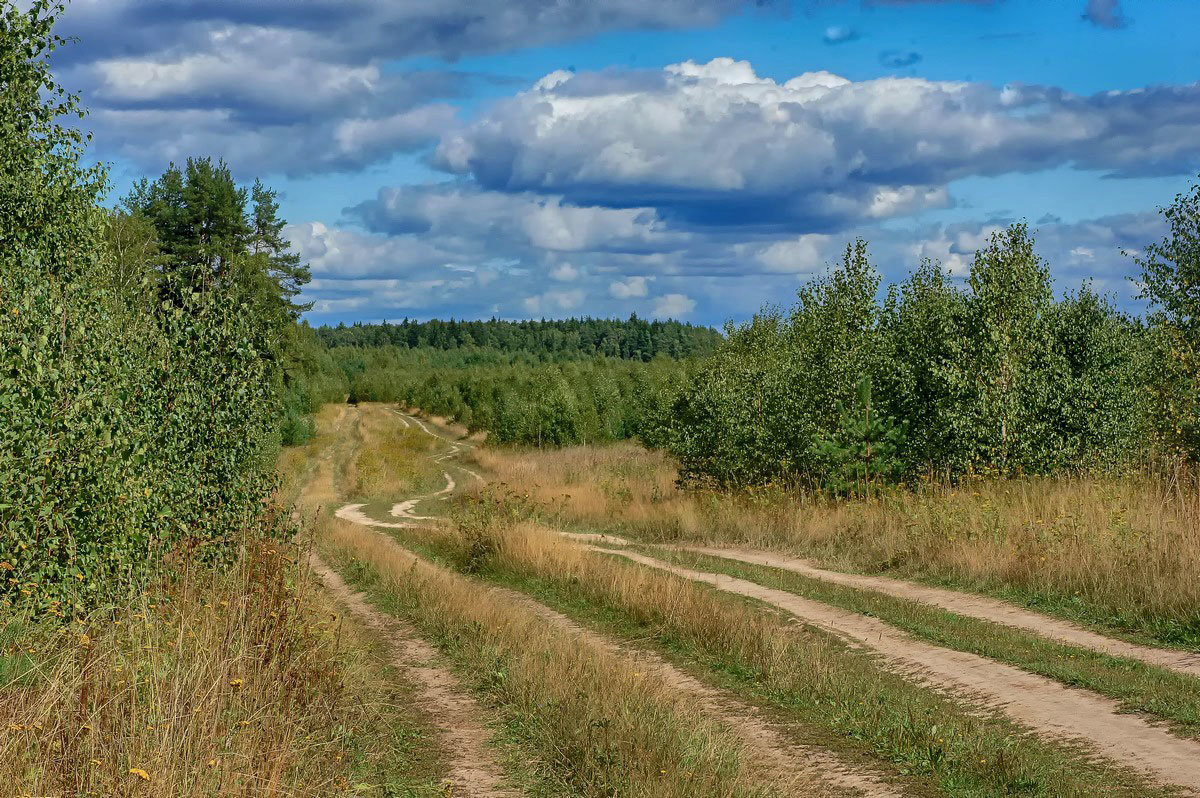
left=351, top=405, right=442, bottom=501
left=320, top=515, right=788, bottom=798
left=471, top=443, right=1200, bottom=641
left=0, top=536, right=422, bottom=797
left=398, top=512, right=1160, bottom=794
left=0, top=401, right=446, bottom=797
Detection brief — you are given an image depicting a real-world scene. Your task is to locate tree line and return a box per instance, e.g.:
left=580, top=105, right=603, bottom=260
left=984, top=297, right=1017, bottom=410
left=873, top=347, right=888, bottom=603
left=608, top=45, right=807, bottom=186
left=315, top=316, right=723, bottom=361
left=653, top=201, right=1200, bottom=491
left=337, top=346, right=686, bottom=446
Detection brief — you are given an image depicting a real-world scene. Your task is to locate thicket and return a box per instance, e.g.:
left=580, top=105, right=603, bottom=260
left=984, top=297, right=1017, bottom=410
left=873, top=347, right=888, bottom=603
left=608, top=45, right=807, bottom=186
left=316, top=315, right=723, bottom=360
left=337, top=346, right=687, bottom=446
left=661, top=212, right=1200, bottom=490
left=0, top=2, right=299, bottom=610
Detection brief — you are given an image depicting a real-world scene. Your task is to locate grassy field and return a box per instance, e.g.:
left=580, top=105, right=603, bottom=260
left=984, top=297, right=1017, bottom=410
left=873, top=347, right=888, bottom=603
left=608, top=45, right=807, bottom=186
left=10, top=403, right=1199, bottom=796
left=299, top=403, right=1200, bottom=796
left=470, top=443, right=1200, bottom=648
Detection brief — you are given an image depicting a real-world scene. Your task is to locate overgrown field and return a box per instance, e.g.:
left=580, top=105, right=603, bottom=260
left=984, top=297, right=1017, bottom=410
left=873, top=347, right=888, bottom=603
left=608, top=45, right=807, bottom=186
left=471, top=443, right=1200, bottom=646
left=305, top=403, right=1200, bottom=796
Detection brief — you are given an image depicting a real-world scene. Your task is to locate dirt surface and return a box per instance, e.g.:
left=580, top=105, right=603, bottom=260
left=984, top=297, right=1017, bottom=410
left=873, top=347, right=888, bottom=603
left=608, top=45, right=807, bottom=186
left=688, top=546, right=1200, bottom=678
left=338, top=408, right=903, bottom=797
left=493, top=577, right=905, bottom=798
left=309, top=552, right=516, bottom=798
left=594, top=547, right=1200, bottom=794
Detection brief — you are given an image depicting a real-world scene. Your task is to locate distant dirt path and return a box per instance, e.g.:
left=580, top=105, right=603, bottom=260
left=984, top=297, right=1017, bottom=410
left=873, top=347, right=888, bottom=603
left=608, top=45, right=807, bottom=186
left=309, top=552, right=515, bottom=798
left=594, top=547, right=1200, bottom=794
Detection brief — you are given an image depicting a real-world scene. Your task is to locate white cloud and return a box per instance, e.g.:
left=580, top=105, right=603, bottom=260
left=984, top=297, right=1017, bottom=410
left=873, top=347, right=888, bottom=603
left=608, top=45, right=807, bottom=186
left=610, top=276, right=650, bottom=298
left=436, top=58, right=1200, bottom=230
left=652, top=293, right=696, bottom=318
left=755, top=235, right=831, bottom=274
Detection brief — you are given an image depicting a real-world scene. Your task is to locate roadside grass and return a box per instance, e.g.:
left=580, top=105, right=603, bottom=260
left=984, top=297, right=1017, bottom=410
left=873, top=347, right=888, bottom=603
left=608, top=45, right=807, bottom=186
left=351, top=404, right=445, bottom=502
left=0, top=534, right=446, bottom=797
left=643, top=546, right=1200, bottom=738
left=469, top=443, right=1200, bottom=649
left=381, top=509, right=1165, bottom=797
left=318, top=514, right=790, bottom=798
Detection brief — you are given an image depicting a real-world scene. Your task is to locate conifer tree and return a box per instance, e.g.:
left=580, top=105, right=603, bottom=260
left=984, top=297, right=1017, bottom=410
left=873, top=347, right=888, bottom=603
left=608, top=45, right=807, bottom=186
left=814, top=376, right=907, bottom=495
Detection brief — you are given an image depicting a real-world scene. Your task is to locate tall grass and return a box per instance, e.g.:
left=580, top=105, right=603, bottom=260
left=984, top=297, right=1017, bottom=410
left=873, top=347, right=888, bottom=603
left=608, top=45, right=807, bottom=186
left=0, top=535, right=436, bottom=796
left=471, top=443, right=1200, bottom=645
left=408, top=513, right=1160, bottom=795
left=319, top=515, right=789, bottom=798
left=351, top=405, right=443, bottom=502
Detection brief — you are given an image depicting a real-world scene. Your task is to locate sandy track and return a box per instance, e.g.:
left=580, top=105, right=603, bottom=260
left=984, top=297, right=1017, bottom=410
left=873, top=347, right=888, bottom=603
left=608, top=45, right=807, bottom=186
left=490, top=575, right=905, bottom=798
left=336, top=411, right=902, bottom=796
left=688, top=546, right=1200, bottom=678
left=309, top=552, right=515, bottom=798
left=595, top=547, right=1200, bottom=794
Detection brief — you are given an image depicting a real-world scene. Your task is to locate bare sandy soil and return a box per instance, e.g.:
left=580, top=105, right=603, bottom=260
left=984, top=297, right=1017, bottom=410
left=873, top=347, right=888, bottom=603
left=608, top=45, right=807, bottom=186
left=687, top=546, right=1200, bottom=677
left=596, top=547, right=1200, bottom=794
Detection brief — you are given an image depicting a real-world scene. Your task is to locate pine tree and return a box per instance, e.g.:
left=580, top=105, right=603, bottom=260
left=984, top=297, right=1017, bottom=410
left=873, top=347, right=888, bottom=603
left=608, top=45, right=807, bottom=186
left=813, top=376, right=907, bottom=496
left=251, top=178, right=312, bottom=320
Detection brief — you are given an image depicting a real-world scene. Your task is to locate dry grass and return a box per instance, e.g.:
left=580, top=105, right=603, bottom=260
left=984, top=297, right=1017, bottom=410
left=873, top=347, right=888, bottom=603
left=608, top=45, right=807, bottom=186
left=0, top=401, right=446, bottom=797
left=0, top=535, right=424, bottom=797
left=470, top=443, right=1200, bottom=644
left=320, top=515, right=786, bottom=798
left=351, top=405, right=442, bottom=502
left=393, top=512, right=1161, bottom=795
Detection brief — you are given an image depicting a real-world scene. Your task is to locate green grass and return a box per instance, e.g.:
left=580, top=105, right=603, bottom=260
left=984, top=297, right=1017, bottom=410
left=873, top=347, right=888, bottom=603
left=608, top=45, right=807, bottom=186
left=322, top=539, right=770, bottom=798
left=376, top=522, right=1170, bottom=798
left=640, top=545, right=1200, bottom=739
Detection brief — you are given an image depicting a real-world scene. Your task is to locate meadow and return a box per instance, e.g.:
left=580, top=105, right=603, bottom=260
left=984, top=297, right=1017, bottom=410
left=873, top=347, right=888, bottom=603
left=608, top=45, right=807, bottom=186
left=6, top=3, right=1200, bottom=795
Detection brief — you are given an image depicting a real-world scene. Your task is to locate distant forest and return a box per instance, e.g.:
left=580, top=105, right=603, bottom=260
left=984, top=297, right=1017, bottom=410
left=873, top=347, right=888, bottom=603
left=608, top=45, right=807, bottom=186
left=313, top=316, right=724, bottom=360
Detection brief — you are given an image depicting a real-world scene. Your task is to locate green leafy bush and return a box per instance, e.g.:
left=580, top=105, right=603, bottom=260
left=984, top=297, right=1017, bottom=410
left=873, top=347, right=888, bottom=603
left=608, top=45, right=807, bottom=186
left=0, top=3, right=287, bottom=612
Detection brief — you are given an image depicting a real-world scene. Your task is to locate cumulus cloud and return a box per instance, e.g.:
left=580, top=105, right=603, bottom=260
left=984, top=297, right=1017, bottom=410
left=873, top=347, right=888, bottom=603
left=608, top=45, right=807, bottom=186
left=652, top=293, right=697, bottom=318
left=435, top=58, right=1200, bottom=234
left=610, top=276, right=650, bottom=298
left=56, top=0, right=773, bottom=175
left=349, top=183, right=682, bottom=254
left=57, top=1, right=768, bottom=65
left=754, top=235, right=832, bottom=273
left=289, top=200, right=1166, bottom=325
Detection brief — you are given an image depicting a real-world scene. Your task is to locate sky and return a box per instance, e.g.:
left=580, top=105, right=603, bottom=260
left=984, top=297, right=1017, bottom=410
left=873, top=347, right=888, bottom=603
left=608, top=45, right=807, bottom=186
left=54, top=0, right=1200, bottom=327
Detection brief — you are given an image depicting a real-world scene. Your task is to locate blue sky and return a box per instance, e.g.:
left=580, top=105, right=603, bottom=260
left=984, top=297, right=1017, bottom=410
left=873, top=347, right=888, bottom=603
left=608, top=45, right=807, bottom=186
left=57, top=0, right=1200, bottom=327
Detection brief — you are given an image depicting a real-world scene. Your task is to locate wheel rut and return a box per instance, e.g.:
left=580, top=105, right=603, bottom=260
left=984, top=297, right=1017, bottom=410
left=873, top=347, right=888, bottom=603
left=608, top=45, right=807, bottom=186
left=309, top=552, right=515, bottom=798
left=592, top=546, right=1200, bottom=794
left=686, top=546, right=1200, bottom=678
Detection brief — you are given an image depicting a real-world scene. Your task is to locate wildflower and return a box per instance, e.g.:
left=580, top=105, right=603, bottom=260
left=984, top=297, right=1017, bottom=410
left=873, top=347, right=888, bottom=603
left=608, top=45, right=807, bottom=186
left=229, top=678, right=244, bottom=688
left=128, top=767, right=151, bottom=781
left=89, top=759, right=102, bottom=766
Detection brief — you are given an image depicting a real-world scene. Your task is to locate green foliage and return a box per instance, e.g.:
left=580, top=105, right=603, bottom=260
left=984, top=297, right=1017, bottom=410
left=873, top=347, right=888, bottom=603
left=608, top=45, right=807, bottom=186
left=0, top=3, right=286, bottom=613
left=1135, top=179, right=1200, bottom=457
left=316, top=315, right=723, bottom=360
left=665, top=224, right=1160, bottom=489
left=336, top=346, right=685, bottom=447
left=813, top=377, right=907, bottom=495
